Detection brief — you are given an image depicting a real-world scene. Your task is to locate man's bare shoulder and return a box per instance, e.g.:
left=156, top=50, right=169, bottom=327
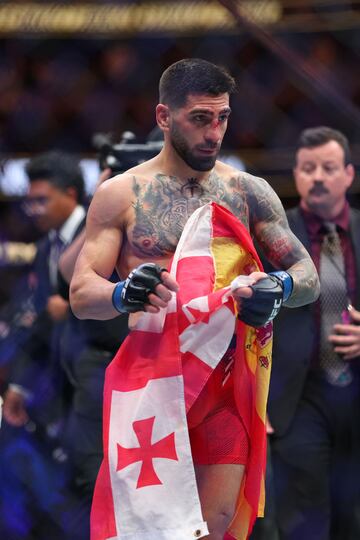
left=216, top=160, right=271, bottom=192
left=93, top=156, right=169, bottom=210
left=240, top=172, right=274, bottom=197
left=215, top=159, right=242, bottom=178
left=88, top=172, right=142, bottom=227
left=98, top=159, right=158, bottom=193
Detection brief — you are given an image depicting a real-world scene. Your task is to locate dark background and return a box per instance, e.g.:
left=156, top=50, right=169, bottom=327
left=0, top=0, right=360, bottom=308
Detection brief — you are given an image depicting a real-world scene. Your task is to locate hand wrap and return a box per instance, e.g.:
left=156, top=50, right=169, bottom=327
left=112, top=263, right=167, bottom=314
left=238, top=272, right=293, bottom=327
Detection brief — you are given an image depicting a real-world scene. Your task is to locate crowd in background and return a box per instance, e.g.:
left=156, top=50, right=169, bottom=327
left=0, top=21, right=360, bottom=540
left=0, top=31, right=360, bottom=155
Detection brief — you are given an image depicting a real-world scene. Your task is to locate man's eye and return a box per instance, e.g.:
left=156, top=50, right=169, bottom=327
left=27, top=196, right=49, bottom=205
left=193, top=115, right=206, bottom=123
left=219, top=114, right=229, bottom=123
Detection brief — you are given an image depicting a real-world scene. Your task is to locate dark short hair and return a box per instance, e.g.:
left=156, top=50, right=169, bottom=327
left=26, top=150, right=85, bottom=203
left=296, top=126, right=351, bottom=165
left=159, top=58, right=236, bottom=109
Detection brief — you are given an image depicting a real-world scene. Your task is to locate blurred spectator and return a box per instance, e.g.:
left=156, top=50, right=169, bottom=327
left=47, top=168, right=128, bottom=538
left=0, top=150, right=86, bottom=540
left=264, top=127, right=360, bottom=540
left=0, top=31, right=359, bottom=156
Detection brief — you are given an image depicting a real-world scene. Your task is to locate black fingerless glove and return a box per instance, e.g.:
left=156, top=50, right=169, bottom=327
left=238, top=272, right=293, bottom=327
left=112, top=263, right=166, bottom=314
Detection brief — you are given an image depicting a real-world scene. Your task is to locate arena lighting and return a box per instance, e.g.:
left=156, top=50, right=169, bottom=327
left=0, top=242, right=37, bottom=266
left=0, top=1, right=358, bottom=35
left=0, top=158, right=100, bottom=197
left=0, top=1, right=281, bottom=35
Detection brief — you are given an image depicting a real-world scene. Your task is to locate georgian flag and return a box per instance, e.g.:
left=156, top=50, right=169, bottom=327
left=91, top=202, right=272, bottom=540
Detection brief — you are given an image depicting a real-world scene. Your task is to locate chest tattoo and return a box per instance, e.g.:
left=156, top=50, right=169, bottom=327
left=131, top=172, right=249, bottom=257
left=180, top=177, right=204, bottom=199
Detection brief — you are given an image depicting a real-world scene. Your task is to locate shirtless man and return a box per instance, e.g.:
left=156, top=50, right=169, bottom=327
left=70, top=58, right=319, bottom=539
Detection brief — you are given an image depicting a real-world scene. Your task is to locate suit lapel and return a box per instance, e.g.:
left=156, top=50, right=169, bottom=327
left=286, top=207, right=311, bottom=252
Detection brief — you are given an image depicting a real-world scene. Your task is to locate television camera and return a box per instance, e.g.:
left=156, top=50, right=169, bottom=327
left=92, top=131, right=163, bottom=175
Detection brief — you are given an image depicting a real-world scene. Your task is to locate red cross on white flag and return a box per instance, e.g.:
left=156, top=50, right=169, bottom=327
left=116, top=415, right=178, bottom=489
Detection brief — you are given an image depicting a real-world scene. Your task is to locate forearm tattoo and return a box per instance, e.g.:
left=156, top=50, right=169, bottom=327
left=244, top=175, right=320, bottom=305
left=286, top=259, right=320, bottom=307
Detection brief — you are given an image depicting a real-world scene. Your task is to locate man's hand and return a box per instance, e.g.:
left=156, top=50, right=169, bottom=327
left=232, top=271, right=289, bottom=327
left=112, top=263, right=179, bottom=314
left=46, top=294, right=69, bottom=321
left=3, top=388, right=29, bottom=426
left=329, top=306, right=360, bottom=360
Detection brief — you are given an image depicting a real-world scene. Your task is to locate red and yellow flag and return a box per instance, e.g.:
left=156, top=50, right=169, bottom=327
left=91, top=202, right=272, bottom=540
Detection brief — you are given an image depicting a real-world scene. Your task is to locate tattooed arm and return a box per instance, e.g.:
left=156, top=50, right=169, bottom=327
left=245, top=174, right=320, bottom=307
left=70, top=176, right=133, bottom=320
left=70, top=175, right=177, bottom=320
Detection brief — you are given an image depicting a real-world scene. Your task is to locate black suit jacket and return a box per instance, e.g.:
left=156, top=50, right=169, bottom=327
left=8, top=216, right=86, bottom=423
left=58, top=264, right=129, bottom=420
left=267, top=206, right=360, bottom=437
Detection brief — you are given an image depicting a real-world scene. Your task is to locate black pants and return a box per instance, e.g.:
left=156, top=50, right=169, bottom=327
left=271, top=372, right=360, bottom=540
left=63, top=347, right=114, bottom=539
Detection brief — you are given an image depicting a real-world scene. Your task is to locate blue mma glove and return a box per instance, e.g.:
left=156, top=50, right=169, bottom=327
left=112, top=263, right=167, bottom=313
left=238, top=271, right=293, bottom=328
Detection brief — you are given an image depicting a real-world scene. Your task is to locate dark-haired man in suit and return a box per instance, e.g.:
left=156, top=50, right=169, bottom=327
left=0, top=150, right=86, bottom=539
left=266, top=127, right=360, bottom=540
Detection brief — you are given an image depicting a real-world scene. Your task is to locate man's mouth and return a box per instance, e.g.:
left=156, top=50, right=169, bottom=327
left=197, top=147, right=218, bottom=155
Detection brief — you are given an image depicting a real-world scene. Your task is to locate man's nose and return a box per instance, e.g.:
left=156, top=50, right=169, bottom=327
left=205, top=121, right=222, bottom=144
left=312, top=165, right=325, bottom=179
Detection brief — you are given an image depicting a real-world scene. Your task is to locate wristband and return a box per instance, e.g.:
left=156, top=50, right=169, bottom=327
left=269, top=271, right=293, bottom=302
left=112, top=281, right=127, bottom=313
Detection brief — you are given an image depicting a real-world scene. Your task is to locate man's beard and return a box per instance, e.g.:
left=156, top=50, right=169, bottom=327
left=170, top=123, right=219, bottom=171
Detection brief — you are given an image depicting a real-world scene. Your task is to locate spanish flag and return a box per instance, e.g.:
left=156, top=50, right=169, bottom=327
left=91, top=202, right=272, bottom=540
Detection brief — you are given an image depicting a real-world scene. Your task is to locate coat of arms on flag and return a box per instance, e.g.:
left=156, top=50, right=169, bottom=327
left=91, top=202, right=273, bottom=540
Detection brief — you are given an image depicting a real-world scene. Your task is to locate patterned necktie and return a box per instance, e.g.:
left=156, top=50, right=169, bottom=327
left=49, top=232, right=64, bottom=290
left=319, top=222, right=352, bottom=386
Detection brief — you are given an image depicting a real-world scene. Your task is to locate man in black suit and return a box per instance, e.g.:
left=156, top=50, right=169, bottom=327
left=56, top=168, right=130, bottom=540
left=0, top=151, right=86, bottom=539
left=267, top=127, right=360, bottom=540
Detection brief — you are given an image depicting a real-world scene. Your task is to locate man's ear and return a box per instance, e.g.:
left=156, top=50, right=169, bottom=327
left=156, top=104, right=170, bottom=131
left=345, top=163, right=355, bottom=189
left=65, top=186, right=77, bottom=202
